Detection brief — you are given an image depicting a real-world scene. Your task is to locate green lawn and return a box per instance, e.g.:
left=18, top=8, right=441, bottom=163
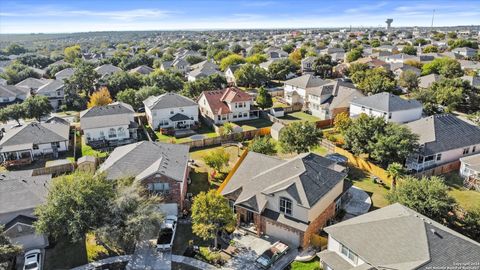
left=172, top=222, right=212, bottom=256
left=311, top=145, right=329, bottom=156
left=81, top=140, right=108, bottom=158
left=236, top=118, right=273, bottom=131
left=188, top=170, right=212, bottom=196
left=44, top=237, right=88, bottom=270
left=290, top=258, right=321, bottom=270
left=272, top=97, right=289, bottom=108
left=443, top=173, right=480, bottom=211
left=348, top=167, right=390, bottom=210
left=156, top=125, right=218, bottom=143
left=280, top=112, right=320, bottom=123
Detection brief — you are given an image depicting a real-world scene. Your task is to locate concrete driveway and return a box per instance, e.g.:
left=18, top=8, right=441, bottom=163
left=224, top=231, right=298, bottom=270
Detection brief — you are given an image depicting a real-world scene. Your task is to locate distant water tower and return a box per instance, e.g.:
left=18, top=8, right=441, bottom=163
left=385, top=18, right=393, bottom=30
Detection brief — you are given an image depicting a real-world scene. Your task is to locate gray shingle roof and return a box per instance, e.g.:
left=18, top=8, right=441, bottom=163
left=98, top=141, right=189, bottom=182
left=0, top=171, right=52, bottom=216
left=143, top=92, right=197, bottom=110
left=285, top=74, right=327, bottom=89
left=36, top=79, right=64, bottom=94
left=0, top=85, right=28, bottom=98
left=221, top=152, right=347, bottom=212
left=15, top=78, right=50, bottom=90
left=322, top=203, right=480, bottom=270
left=406, top=114, right=480, bottom=155
left=350, top=92, right=422, bottom=112
left=0, top=121, right=69, bottom=149
left=80, top=102, right=134, bottom=130
left=94, top=64, right=122, bottom=76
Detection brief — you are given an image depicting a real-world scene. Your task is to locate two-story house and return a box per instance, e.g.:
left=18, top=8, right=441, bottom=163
left=98, top=141, right=190, bottom=211
left=308, top=81, right=365, bottom=121
left=405, top=114, right=480, bottom=172
left=197, top=87, right=258, bottom=125
left=318, top=203, right=480, bottom=270
left=221, top=152, right=348, bottom=247
left=0, top=118, right=70, bottom=167
left=349, top=92, right=423, bottom=123
left=143, top=92, right=199, bottom=130
left=35, top=79, right=65, bottom=110
left=284, top=74, right=328, bottom=105
left=80, top=102, right=138, bottom=148
left=0, top=84, right=29, bottom=105
left=301, top=56, right=316, bottom=74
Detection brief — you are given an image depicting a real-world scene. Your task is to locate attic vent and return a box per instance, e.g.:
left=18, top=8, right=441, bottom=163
left=430, top=228, right=443, bottom=238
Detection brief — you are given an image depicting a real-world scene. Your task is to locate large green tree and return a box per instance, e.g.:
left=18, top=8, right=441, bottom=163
left=191, top=190, right=236, bottom=248
left=422, top=58, right=463, bottom=78
left=234, top=63, right=268, bottom=88
left=146, top=70, right=184, bottom=92
left=35, top=172, right=115, bottom=242
left=64, top=45, right=82, bottom=63
left=0, top=62, right=40, bottom=84
left=202, top=148, right=230, bottom=173
left=0, top=103, right=26, bottom=125
left=346, top=47, right=363, bottom=62
left=279, top=122, right=322, bottom=154
left=64, top=62, right=99, bottom=109
left=106, top=71, right=144, bottom=97
left=0, top=225, right=22, bottom=262
left=386, top=176, right=456, bottom=223
left=249, top=136, right=277, bottom=155
left=343, top=114, right=387, bottom=156
left=351, top=67, right=396, bottom=94
left=255, top=86, right=273, bottom=109
left=220, top=54, right=245, bottom=71
left=312, top=54, right=334, bottom=79
left=24, top=96, right=53, bottom=122
left=268, top=59, right=297, bottom=80
left=398, top=70, right=420, bottom=91
left=401, top=45, right=417, bottom=56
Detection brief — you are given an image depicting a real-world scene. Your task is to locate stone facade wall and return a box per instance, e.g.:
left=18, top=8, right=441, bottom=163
left=302, top=202, right=336, bottom=247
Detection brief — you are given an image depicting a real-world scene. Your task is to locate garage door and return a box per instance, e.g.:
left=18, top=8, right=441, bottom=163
left=265, top=221, right=301, bottom=247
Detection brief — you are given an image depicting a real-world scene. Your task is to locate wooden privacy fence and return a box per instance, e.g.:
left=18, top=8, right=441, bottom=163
left=31, top=162, right=75, bottom=176
left=334, top=146, right=393, bottom=186
left=217, top=149, right=249, bottom=194
left=180, top=127, right=270, bottom=149
left=413, top=160, right=461, bottom=178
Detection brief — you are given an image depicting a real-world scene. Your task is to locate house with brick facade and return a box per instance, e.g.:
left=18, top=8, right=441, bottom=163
left=220, top=151, right=348, bottom=248
left=98, top=141, right=190, bottom=210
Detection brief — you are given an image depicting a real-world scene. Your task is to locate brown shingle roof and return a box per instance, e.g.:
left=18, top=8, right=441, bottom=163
left=202, top=87, right=251, bottom=115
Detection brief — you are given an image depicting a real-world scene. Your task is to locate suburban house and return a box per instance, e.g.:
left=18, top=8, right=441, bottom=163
left=0, top=171, right=52, bottom=251
left=284, top=74, right=327, bottom=105
left=197, top=87, right=258, bottom=125
left=459, top=154, right=480, bottom=190
left=418, top=73, right=441, bottom=89
left=143, top=92, right=199, bottom=130
left=225, top=64, right=241, bottom=85
left=80, top=102, right=138, bottom=148
left=94, top=64, right=122, bottom=78
left=451, top=47, right=477, bottom=58
left=220, top=152, right=348, bottom=247
left=15, top=77, right=50, bottom=93
left=0, top=118, right=70, bottom=167
left=307, top=81, right=365, bottom=121
left=35, top=79, right=65, bottom=110
left=129, top=65, right=154, bottom=75
left=55, top=67, right=75, bottom=81
left=349, top=92, right=423, bottom=123
left=301, top=56, right=316, bottom=73
left=0, top=84, right=29, bottom=105
left=187, top=60, right=220, bottom=81
left=98, top=141, right=190, bottom=210
left=318, top=203, right=480, bottom=270
left=264, top=47, right=288, bottom=59
left=161, top=58, right=190, bottom=74
left=405, top=114, right=480, bottom=172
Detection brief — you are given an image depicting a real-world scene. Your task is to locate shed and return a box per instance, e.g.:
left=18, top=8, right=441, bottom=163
left=270, top=122, right=285, bottom=141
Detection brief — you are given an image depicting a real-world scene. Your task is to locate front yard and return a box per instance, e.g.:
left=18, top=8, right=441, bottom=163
left=279, top=112, right=320, bottom=123
left=44, top=237, right=88, bottom=270
left=290, top=258, right=321, bottom=270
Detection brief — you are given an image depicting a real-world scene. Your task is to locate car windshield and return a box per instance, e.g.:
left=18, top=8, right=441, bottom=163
left=24, top=262, right=38, bottom=270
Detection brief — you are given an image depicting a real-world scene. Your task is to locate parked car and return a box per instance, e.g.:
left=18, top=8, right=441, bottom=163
left=23, top=249, right=42, bottom=270
left=156, top=215, right=178, bottom=250
left=255, top=241, right=289, bottom=269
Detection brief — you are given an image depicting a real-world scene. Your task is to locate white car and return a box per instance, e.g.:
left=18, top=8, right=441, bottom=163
left=23, top=249, right=42, bottom=270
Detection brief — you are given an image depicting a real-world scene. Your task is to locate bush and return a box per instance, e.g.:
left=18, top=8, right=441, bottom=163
left=198, top=247, right=222, bottom=264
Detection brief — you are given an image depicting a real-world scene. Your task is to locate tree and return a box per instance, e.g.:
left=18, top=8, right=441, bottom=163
left=399, top=70, right=420, bottom=91
left=423, top=45, right=439, bottom=53
left=3, top=43, right=27, bottom=55
left=202, top=148, right=230, bottom=173
left=16, top=53, right=53, bottom=69
left=430, top=78, right=465, bottom=111
left=191, top=190, right=236, bottom=249
left=88, top=87, right=112, bottom=108
left=404, top=59, right=423, bottom=69
left=386, top=176, right=456, bottom=223
left=245, top=54, right=267, bottom=65
left=64, top=45, right=82, bottom=63
left=346, top=47, right=363, bottom=63
left=0, top=225, right=22, bottom=262
left=0, top=62, right=40, bottom=84
left=267, top=58, right=297, bottom=80
left=116, top=88, right=139, bottom=108
left=312, top=54, right=334, bottom=79
left=182, top=74, right=226, bottom=98
left=422, top=58, right=463, bottom=78
left=461, top=208, right=480, bottom=241
left=23, top=95, right=53, bottom=122
left=333, top=112, right=352, bottom=134
left=35, top=172, right=115, bottom=242
left=96, top=181, right=163, bottom=254
left=219, top=54, right=245, bottom=71
left=64, top=62, right=99, bottom=109
left=147, top=70, right=184, bottom=92
left=249, top=136, right=276, bottom=155
left=386, top=162, right=406, bottom=189
left=1, top=103, right=26, bottom=125
left=343, top=114, right=387, bottom=156
left=279, top=122, right=322, bottom=154
left=401, top=45, right=417, bottom=56
left=352, top=67, right=396, bottom=94
left=255, top=87, right=273, bottom=109
left=214, top=50, right=234, bottom=62
left=370, top=39, right=381, bottom=47
left=234, top=63, right=268, bottom=88
left=230, top=44, right=243, bottom=54
left=282, top=43, right=295, bottom=54
left=185, top=55, right=205, bottom=65
left=288, top=50, right=302, bottom=65
left=346, top=63, right=368, bottom=77
left=106, top=71, right=143, bottom=96
left=220, top=122, right=234, bottom=135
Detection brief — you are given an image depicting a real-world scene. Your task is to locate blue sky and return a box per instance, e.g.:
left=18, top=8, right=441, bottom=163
left=0, top=0, right=479, bottom=33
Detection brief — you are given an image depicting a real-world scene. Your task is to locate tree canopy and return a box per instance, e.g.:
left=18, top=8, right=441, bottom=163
left=88, top=87, right=113, bottom=108
left=249, top=136, right=277, bottom=155
left=234, top=63, right=268, bottom=88
left=24, top=95, right=53, bottom=122
left=268, top=58, right=297, bottom=80
left=351, top=67, right=396, bottom=94
left=255, top=86, right=273, bottom=109
left=422, top=58, right=463, bottom=78
left=279, top=122, right=322, bottom=154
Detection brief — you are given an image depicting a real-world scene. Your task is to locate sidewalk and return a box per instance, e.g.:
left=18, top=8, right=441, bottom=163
left=172, top=255, right=218, bottom=270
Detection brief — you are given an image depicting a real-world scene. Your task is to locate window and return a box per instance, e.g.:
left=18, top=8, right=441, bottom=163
left=108, top=128, right=116, bottom=138
left=33, top=144, right=39, bottom=150
left=147, top=182, right=170, bottom=194
left=117, top=127, right=125, bottom=137
left=361, top=106, right=365, bottom=111
left=99, top=131, right=105, bottom=138
left=51, top=142, right=60, bottom=148
left=170, top=110, right=174, bottom=114
left=279, top=197, right=292, bottom=215
left=388, top=113, right=392, bottom=119
left=436, top=153, right=442, bottom=161
left=473, top=146, right=477, bottom=153
left=463, top=147, right=470, bottom=155
left=340, top=244, right=358, bottom=264
left=217, top=115, right=221, bottom=121
left=424, top=155, right=434, bottom=162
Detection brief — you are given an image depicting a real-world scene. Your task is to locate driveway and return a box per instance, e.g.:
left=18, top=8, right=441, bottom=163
left=127, top=241, right=171, bottom=270
left=224, top=231, right=298, bottom=270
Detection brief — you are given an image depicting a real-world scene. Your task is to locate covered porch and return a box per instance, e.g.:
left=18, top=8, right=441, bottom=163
left=169, top=113, right=196, bottom=129
left=1, top=143, right=34, bottom=167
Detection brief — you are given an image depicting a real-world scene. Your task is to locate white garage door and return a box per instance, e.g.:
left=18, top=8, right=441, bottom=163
left=265, top=221, right=301, bottom=247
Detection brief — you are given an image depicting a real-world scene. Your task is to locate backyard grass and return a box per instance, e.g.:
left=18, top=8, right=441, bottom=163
left=237, top=118, right=273, bottom=131
left=44, top=237, right=88, bottom=270
left=290, top=258, right=321, bottom=270
left=172, top=222, right=212, bottom=256
left=272, top=97, right=289, bottom=108
left=311, top=145, right=329, bottom=156
left=348, top=167, right=390, bottom=210
left=81, top=140, right=108, bottom=158
left=443, top=173, right=480, bottom=211
left=156, top=125, right=217, bottom=143
left=280, top=112, right=320, bottom=123
left=188, top=170, right=212, bottom=196
left=85, top=233, right=109, bottom=262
